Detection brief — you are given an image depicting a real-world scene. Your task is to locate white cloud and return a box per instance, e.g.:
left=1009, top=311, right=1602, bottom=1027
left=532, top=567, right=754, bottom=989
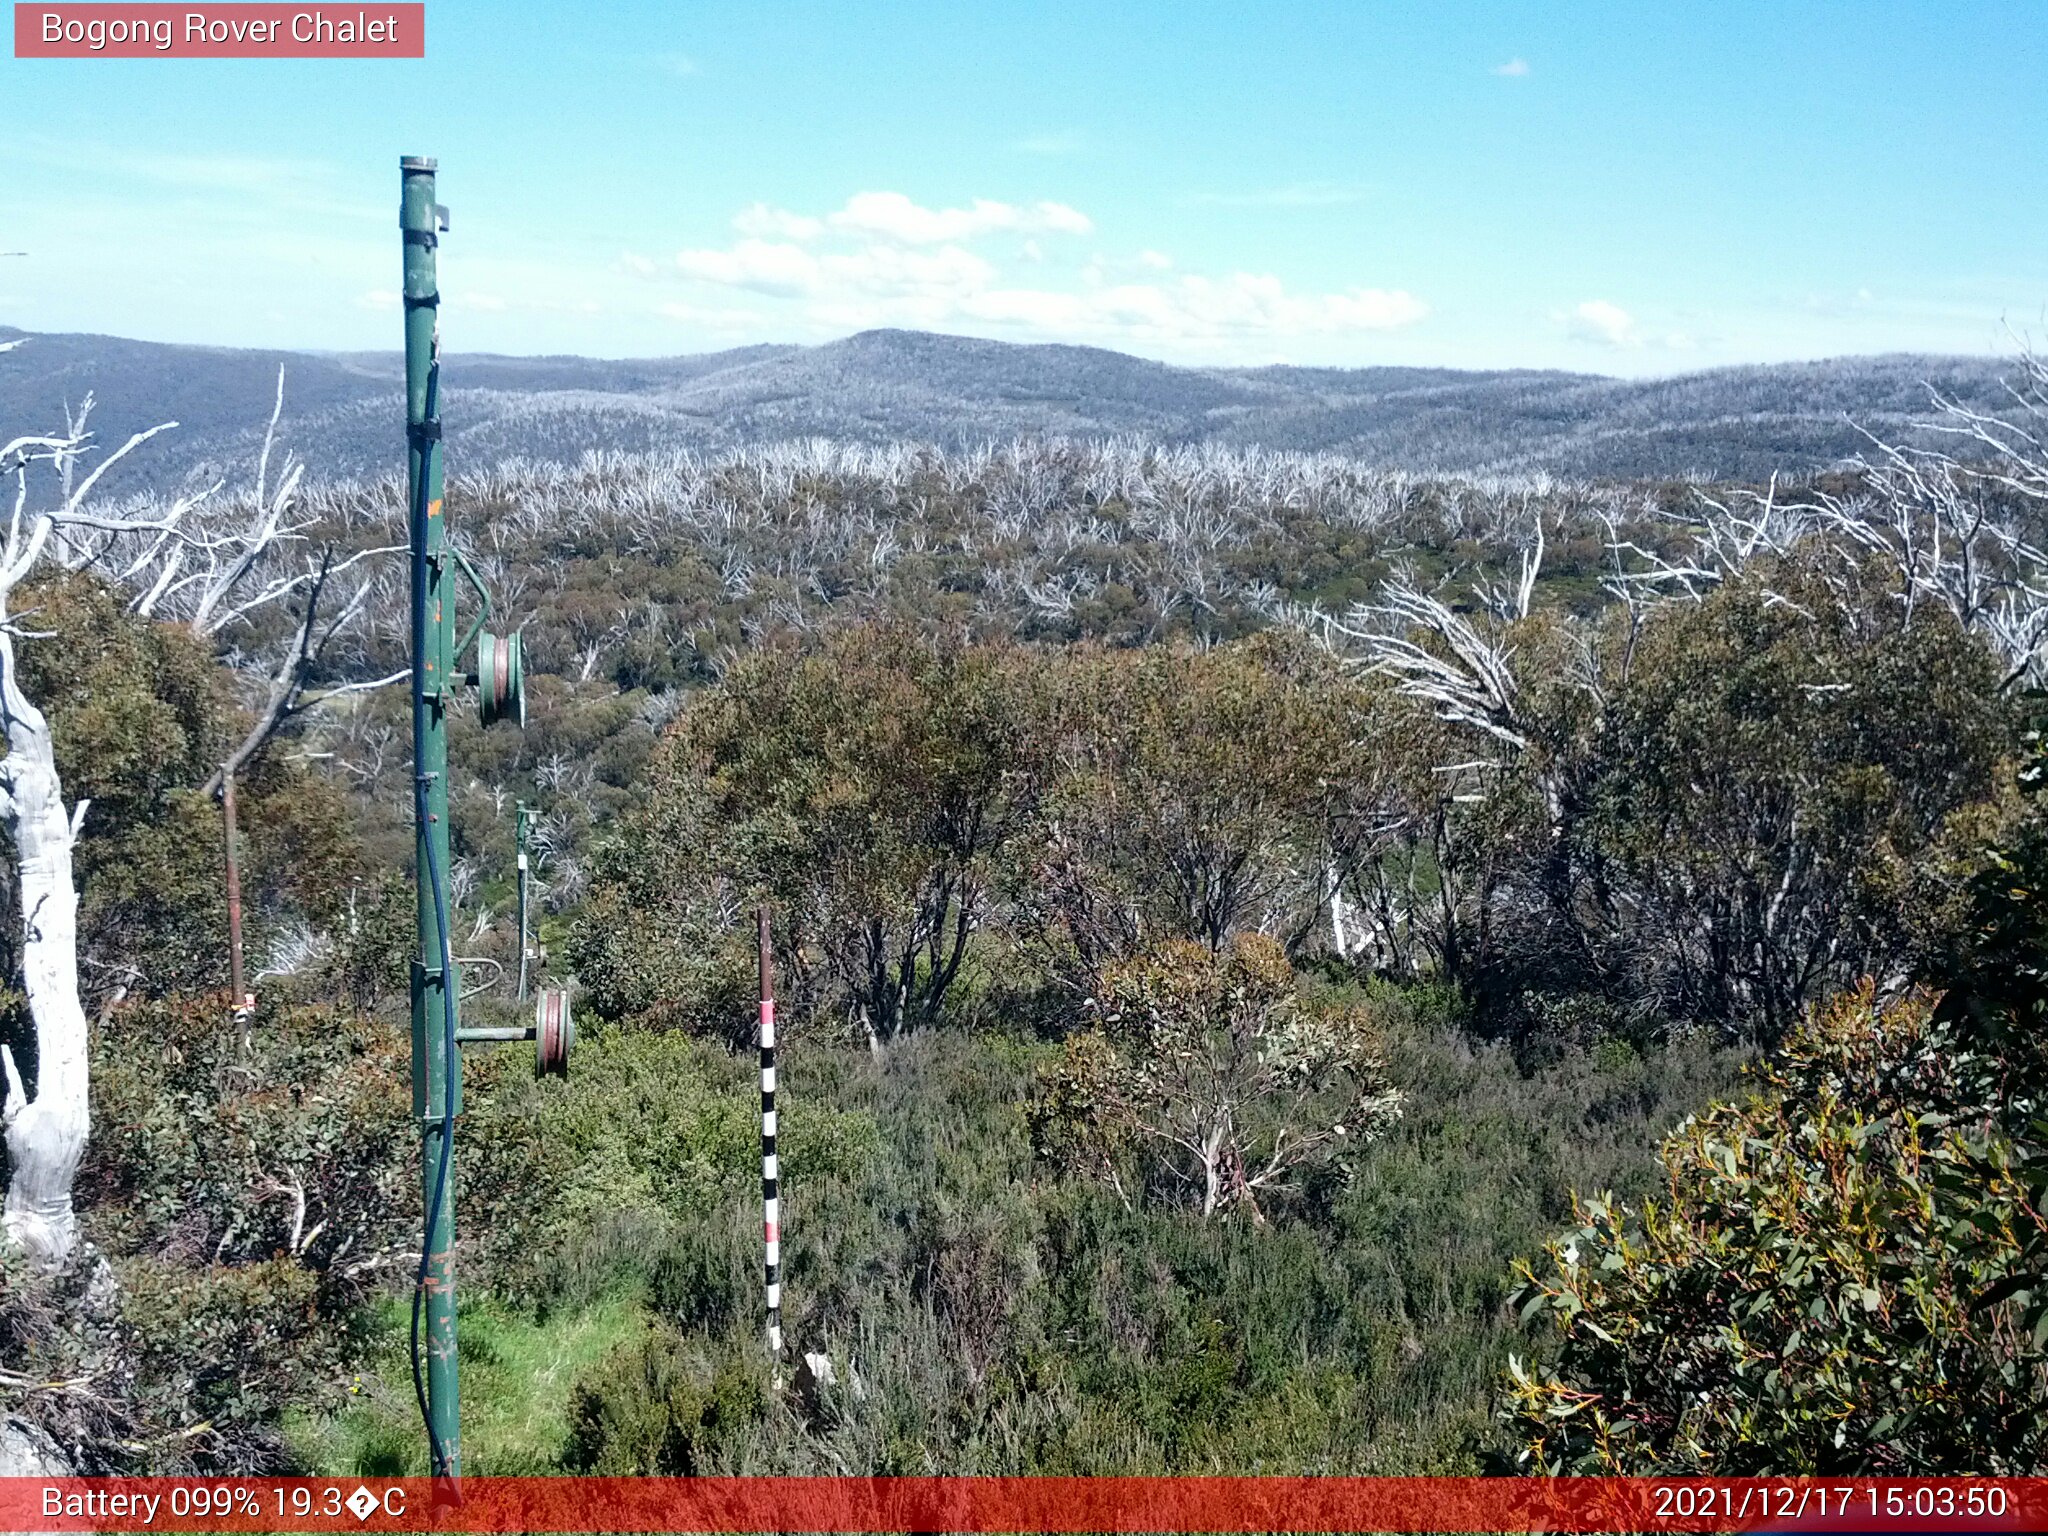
left=675, top=239, right=820, bottom=296
left=1568, top=299, right=1640, bottom=347
left=1321, top=287, right=1432, bottom=330
left=672, top=238, right=995, bottom=299
left=827, top=191, right=1093, bottom=243
left=733, top=202, right=823, bottom=241
left=653, top=52, right=699, bottom=77
left=1493, top=58, right=1530, bottom=77
left=826, top=243, right=996, bottom=295
left=1058, top=273, right=1427, bottom=338
left=655, top=193, right=1427, bottom=358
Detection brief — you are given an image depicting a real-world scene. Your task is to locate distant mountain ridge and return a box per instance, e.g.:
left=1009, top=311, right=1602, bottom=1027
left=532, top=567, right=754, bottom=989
left=0, top=324, right=2020, bottom=488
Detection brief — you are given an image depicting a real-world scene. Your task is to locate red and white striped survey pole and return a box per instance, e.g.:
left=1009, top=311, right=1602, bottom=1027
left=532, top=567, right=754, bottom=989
left=759, top=905, right=784, bottom=1372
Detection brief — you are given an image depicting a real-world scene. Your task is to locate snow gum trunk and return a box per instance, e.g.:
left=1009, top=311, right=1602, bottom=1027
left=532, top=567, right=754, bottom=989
left=0, top=631, right=90, bottom=1270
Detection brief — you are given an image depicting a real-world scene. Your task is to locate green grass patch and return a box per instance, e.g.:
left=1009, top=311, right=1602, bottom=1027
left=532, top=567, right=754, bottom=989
left=285, top=1293, right=646, bottom=1475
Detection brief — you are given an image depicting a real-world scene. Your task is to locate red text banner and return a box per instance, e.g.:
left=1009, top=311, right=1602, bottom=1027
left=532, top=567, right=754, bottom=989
left=13, top=4, right=424, bottom=57
left=1, top=1477, right=2045, bottom=1533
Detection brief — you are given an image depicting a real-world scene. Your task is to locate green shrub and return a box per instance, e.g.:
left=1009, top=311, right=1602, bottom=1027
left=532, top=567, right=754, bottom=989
left=1502, top=986, right=2046, bottom=1472
left=463, top=1027, right=878, bottom=1297
left=1030, top=935, right=1402, bottom=1219
left=1501, top=725, right=2048, bottom=1474
left=563, top=1323, right=766, bottom=1474
left=3, top=572, right=363, bottom=1010
left=43, top=994, right=416, bottom=1470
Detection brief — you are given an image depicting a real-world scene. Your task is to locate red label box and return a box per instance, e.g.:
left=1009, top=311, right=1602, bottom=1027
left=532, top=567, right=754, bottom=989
left=14, top=3, right=424, bottom=56
left=3, top=1477, right=2047, bottom=1533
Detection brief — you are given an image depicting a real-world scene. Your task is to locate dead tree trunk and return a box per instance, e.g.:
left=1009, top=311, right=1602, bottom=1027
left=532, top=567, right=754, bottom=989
left=0, top=354, right=377, bottom=1273
left=0, top=627, right=90, bottom=1270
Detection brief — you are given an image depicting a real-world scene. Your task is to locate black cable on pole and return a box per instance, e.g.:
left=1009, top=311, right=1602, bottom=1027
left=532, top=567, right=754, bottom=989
left=407, top=354, right=458, bottom=1482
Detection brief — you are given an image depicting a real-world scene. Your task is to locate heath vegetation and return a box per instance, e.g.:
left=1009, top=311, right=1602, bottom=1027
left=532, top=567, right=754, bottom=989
left=3, top=346, right=2047, bottom=1473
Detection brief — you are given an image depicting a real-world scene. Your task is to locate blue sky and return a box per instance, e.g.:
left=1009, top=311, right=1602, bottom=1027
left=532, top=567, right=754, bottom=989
left=1, top=1, right=2043, bottom=373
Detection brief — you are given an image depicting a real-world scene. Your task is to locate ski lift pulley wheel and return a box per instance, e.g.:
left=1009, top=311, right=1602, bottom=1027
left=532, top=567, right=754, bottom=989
left=535, top=987, right=573, bottom=1077
left=477, top=630, right=525, bottom=729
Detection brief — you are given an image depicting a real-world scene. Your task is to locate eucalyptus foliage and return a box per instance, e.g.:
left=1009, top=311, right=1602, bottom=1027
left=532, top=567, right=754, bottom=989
left=1031, top=934, right=1402, bottom=1219
left=1502, top=731, right=2048, bottom=1471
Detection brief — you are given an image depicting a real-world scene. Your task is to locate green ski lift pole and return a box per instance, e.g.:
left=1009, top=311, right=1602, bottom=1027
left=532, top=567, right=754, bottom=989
left=402, top=154, right=461, bottom=1488
left=401, top=156, right=537, bottom=1492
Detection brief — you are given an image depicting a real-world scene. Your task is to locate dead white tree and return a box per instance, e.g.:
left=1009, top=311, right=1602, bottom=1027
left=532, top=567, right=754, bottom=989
left=1802, top=356, right=2048, bottom=687
left=196, top=545, right=405, bottom=801
left=0, top=388, right=191, bottom=1268
left=120, top=371, right=406, bottom=796
left=1591, top=353, right=2048, bottom=688
left=1326, top=565, right=1533, bottom=756
left=0, top=351, right=387, bottom=1269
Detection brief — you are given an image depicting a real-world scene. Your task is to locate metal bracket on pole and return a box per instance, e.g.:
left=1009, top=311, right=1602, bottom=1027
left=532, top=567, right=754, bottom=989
left=449, top=541, right=493, bottom=666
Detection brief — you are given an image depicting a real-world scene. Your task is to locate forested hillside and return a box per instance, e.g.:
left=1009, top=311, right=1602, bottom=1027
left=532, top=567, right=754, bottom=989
left=2, top=349, right=2046, bottom=1476
left=0, top=324, right=2019, bottom=487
